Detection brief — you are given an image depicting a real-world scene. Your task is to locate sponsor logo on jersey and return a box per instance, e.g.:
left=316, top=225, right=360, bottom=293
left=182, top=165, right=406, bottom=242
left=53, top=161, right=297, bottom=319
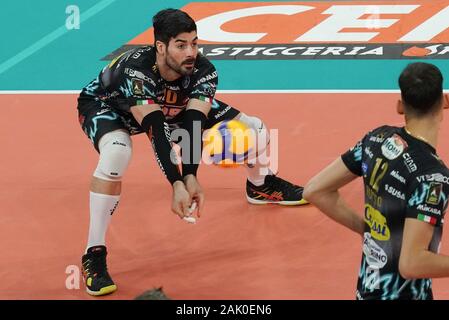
left=417, top=204, right=441, bottom=215
left=125, top=68, right=155, bottom=86
left=105, top=1, right=449, bottom=61
left=403, top=152, right=418, bottom=173
left=132, top=79, right=144, bottom=95
left=364, top=147, right=374, bottom=159
left=385, top=184, right=405, bottom=200
left=390, top=170, right=406, bottom=184
left=426, top=182, right=443, bottom=205
left=369, top=133, right=385, bottom=143
left=381, top=134, right=407, bottom=160
left=193, top=71, right=218, bottom=86
left=363, top=233, right=388, bottom=268
left=417, top=173, right=449, bottom=185
left=362, top=162, right=368, bottom=175
left=96, top=108, right=111, bottom=116
left=365, top=204, right=390, bottom=241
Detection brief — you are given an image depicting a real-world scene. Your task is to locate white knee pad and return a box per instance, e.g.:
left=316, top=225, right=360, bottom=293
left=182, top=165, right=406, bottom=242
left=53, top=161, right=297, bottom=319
left=236, top=113, right=270, bottom=155
left=93, top=130, right=132, bottom=181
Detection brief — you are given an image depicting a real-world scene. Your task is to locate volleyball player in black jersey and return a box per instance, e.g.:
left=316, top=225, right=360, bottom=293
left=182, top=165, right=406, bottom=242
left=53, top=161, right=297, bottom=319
left=305, top=62, right=449, bottom=300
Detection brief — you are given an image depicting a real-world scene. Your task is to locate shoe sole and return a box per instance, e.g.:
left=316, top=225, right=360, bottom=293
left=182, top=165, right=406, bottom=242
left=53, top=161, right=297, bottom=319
left=86, top=284, right=117, bottom=296
left=246, top=195, right=309, bottom=206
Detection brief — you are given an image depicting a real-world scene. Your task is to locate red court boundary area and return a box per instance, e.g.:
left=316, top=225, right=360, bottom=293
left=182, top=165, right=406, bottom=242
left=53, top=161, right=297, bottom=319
left=1, top=93, right=449, bottom=299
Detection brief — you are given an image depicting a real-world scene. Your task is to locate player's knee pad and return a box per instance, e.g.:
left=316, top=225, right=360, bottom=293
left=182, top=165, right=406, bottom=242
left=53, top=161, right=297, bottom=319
left=93, top=130, right=132, bottom=181
left=236, top=113, right=270, bottom=156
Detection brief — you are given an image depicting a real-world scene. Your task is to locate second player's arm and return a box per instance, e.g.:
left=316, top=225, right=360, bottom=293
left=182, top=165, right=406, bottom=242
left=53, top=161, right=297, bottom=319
left=303, top=157, right=365, bottom=236
left=400, top=217, right=449, bottom=279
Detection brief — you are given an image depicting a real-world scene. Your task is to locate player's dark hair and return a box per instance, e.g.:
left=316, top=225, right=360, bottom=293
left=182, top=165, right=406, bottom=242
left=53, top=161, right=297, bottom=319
left=153, top=9, right=197, bottom=46
left=398, top=62, right=443, bottom=117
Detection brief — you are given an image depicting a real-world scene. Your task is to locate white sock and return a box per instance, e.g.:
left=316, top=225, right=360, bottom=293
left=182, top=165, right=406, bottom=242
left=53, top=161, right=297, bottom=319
left=246, top=164, right=273, bottom=186
left=86, top=192, right=120, bottom=253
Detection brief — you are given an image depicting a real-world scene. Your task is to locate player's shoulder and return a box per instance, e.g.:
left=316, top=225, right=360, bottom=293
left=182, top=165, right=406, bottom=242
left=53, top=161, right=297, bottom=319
left=117, top=46, right=155, bottom=71
left=363, top=125, right=399, bottom=144
left=410, top=153, right=449, bottom=179
left=114, top=46, right=159, bottom=85
left=193, top=53, right=217, bottom=77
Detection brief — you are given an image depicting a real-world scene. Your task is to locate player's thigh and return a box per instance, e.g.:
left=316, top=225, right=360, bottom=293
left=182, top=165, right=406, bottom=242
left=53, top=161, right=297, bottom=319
left=78, top=99, right=134, bottom=152
left=205, top=99, right=241, bottom=129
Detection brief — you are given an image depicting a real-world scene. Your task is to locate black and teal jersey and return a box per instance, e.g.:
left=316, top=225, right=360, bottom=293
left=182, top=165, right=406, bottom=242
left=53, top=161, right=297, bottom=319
left=342, top=125, right=449, bottom=300
left=79, top=46, right=218, bottom=128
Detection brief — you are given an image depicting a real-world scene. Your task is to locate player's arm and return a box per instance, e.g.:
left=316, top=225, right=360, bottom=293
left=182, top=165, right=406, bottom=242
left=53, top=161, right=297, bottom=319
left=181, top=60, right=217, bottom=179
left=179, top=98, right=211, bottom=215
left=130, top=104, right=183, bottom=185
left=399, top=174, right=449, bottom=279
left=180, top=61, right=217, bottom=214
left=130, top=103, right=191, bottom=218
left=304, top=157, right=365, bottom=235
left=181, top=98, right=211, bottom=177
left=399, top=218, right=449, bottom=279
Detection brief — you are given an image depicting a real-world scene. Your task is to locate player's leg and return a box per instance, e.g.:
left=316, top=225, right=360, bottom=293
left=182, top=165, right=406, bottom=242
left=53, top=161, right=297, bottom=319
left=235, top=112, right=307, bottom=205
left=78, top=100, right=133, bottom=296
left=207, top=99, right=308, bottom=206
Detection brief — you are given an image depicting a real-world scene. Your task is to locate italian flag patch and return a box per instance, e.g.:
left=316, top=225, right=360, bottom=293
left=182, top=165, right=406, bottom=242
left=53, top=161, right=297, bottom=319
left=418, top=213, right=437, bottom=225
left=136, top=99, right=155, bottom=105
left=198, top=96, right=211, bottom=103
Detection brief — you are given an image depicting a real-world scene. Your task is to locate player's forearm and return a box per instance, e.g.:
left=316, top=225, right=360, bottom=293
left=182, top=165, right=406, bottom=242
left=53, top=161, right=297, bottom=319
left=140, top=110, right=183, bottom=184
left=181, top=109, right=207, bottom=177
left=400, top=249, right=449, bottom=279
left=309, top=190, right=364, bottom=236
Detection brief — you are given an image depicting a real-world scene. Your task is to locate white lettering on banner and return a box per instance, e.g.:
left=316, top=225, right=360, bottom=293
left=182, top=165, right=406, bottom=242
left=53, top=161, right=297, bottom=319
left=296, top=5, right=419, bottom=42
left=203, top=46, right=384, bottom=57
left=400, top=6, right=449, bottom=41
left=196, top=5, right=314, bottom=42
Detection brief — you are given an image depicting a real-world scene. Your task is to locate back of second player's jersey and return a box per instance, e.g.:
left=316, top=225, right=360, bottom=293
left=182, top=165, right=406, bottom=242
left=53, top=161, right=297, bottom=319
left=342, top=125, right=449, bottom=300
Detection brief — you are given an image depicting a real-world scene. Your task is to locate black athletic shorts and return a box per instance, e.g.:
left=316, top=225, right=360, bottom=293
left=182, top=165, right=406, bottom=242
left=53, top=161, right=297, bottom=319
left=77, top=97, right=240, bottom=152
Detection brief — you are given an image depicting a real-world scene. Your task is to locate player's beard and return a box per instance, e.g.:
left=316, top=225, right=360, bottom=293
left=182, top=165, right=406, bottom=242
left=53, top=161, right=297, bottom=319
left=166, top=54, right=195, bottom=76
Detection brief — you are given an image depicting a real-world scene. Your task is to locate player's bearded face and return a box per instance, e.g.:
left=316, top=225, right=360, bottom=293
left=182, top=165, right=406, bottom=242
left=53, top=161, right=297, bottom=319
left=166, top=31, right=198, bottom=76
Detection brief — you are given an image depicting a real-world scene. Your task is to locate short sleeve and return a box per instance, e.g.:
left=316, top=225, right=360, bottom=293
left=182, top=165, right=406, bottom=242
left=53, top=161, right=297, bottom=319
left=406, top=172, right=449, bottom=226
left=341, top=139, right=364, bottom=176
left=118, top=69, right=159, bottom=107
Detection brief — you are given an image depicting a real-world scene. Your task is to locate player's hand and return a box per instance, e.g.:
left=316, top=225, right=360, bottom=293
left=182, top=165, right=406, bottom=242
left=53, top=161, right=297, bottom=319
left=171, top=181, right=191, bottom=219
left=183, top=174, right=204, bottom=217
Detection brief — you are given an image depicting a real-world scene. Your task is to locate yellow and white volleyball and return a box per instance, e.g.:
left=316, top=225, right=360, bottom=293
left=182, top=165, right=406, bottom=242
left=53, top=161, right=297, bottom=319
left=202, top=120, right=255, bottom=168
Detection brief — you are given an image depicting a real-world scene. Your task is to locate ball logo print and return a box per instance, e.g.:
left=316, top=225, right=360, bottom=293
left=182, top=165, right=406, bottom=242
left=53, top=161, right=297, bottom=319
left=203, top=120, right=255, bottom=167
